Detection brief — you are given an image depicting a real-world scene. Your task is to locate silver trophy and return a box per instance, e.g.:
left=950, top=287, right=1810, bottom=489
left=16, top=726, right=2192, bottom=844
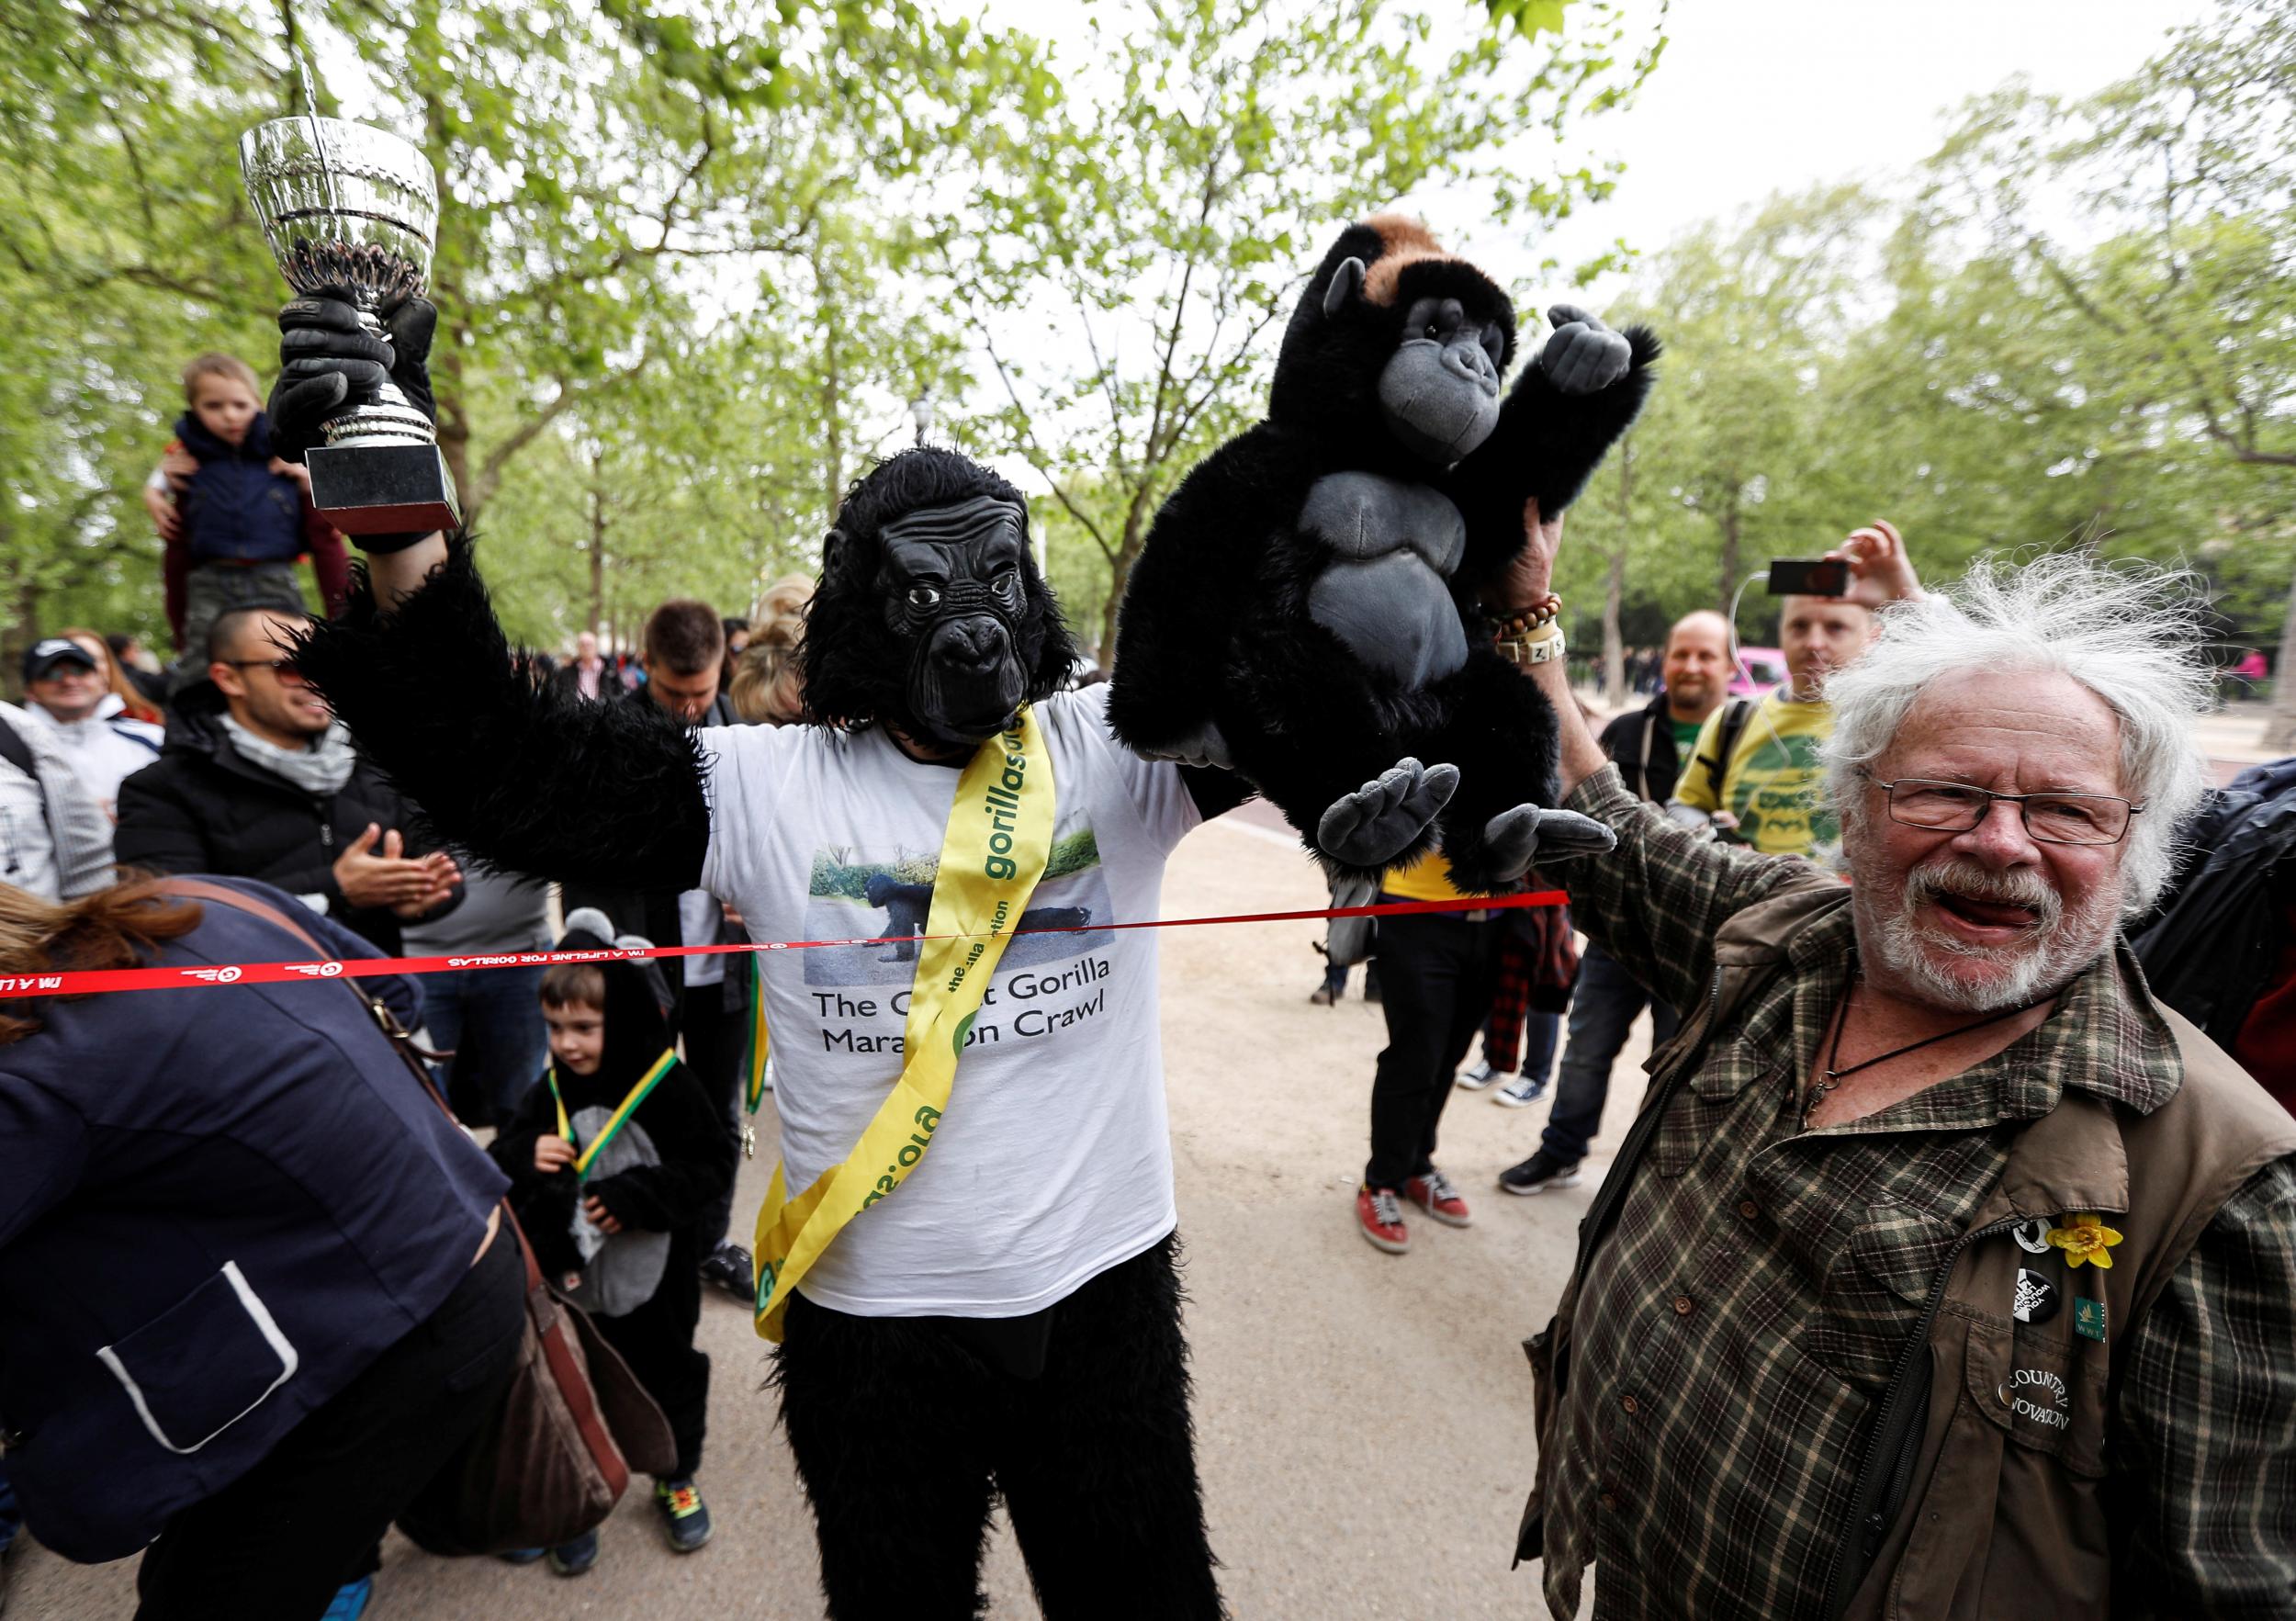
left=240, top=113, right=461, bottom=534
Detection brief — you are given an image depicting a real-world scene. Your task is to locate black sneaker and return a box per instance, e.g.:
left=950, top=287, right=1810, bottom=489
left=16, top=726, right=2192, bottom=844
left=657, top=1478, right=714, bottom=1551
left=549, top=1527, right=601, bottom=1576
left=1499, top=1150, right=1583, bottom=1196
left=699, top=1242, right=753, bottom=1302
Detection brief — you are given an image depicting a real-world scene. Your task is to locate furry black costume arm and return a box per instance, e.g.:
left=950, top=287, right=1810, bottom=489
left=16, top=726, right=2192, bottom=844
left=294, top=540, right=711, bottom=894
left=1446, top=323, right=1661, bottom=595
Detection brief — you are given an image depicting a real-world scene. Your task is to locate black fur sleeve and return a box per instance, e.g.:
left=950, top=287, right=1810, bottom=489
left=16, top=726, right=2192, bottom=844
left=293, top=539, right=711, bottom=895
left=1447, top=324, right=1662, bottom=594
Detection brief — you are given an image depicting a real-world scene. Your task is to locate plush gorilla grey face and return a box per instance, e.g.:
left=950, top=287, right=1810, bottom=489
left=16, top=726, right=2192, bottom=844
left=877, top=494, right=1032, bottom=745
left=1378, top=296, right=1503, bottom=464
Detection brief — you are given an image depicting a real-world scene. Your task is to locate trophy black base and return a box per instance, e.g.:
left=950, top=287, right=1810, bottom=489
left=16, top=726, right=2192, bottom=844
left=307, top=442, right=463, bottom=536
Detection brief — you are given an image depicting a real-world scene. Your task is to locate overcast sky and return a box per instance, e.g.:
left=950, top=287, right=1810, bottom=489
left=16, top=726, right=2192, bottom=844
left=1534, top=0, right=2212, bottom=291
left=987, top=0, right=2216, bottom=300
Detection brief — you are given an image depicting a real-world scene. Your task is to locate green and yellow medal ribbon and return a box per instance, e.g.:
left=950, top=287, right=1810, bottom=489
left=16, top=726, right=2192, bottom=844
left=740, top=953, right=770, bottom=1154
left=750, top=705, right=1054, bottom=1342
left=546, top=1045, right=681, bottom=1179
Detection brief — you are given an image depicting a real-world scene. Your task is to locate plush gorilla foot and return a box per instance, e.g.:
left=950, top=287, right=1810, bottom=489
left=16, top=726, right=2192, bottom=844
left=1480, top=804, right=1616, bottom=883
left=1131, top=720, right=1234, bottom=771
left=1318, top=758, right=1459, bottom=869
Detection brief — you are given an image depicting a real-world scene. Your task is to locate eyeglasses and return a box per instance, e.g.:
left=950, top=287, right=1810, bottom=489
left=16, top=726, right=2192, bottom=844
left=221, top=657, right=307, bottom=684
left=1861, top=771, right=2142, bottom=847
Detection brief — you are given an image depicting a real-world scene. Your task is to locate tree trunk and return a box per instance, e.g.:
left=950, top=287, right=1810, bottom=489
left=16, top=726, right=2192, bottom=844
left=1097, top=488, right=1157, bottom=670
left=1604, top=444, right=1632, bottom=705
left=587, top=458, right=607, bottom=638
left=419, top=79, right=473, bottom=514
left=2263, top=559, right=2296, bottom=751
left=816, top=246, right=844, bottom=524
left=1718, top=489, right=1742, bottom=611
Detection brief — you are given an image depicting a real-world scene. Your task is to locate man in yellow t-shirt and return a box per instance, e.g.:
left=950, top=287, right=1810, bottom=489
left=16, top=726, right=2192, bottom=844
left=1355, top=847, right=1499, bottom=1255
left=1670, top=521, right=1924, bottom=859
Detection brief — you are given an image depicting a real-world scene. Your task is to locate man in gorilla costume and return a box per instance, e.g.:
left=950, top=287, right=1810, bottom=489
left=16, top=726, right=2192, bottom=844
left=269, top=286, right=1463, bottom=1618
left=1109, top=216, right=1660, bottom=892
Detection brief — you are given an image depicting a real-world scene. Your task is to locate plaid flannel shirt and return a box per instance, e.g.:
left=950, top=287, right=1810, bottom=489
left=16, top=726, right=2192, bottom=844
left=1535, top=766, right=2296, bottom=1619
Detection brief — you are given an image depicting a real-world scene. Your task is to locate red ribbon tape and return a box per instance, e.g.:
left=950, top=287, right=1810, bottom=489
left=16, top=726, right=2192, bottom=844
left=0, top=891, right=1568, bottom=1002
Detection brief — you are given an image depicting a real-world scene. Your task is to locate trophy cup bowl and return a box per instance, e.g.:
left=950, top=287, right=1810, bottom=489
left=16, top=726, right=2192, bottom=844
left=241, top=116, right=461, bottom=534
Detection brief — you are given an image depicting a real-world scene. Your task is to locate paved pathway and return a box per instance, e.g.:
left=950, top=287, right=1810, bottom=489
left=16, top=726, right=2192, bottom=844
left=17, top=809, right=1640, bottom=1618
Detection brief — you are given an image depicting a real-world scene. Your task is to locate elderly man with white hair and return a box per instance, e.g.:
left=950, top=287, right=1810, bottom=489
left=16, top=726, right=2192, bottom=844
left=1493, top=504, right=2296, bottom=1621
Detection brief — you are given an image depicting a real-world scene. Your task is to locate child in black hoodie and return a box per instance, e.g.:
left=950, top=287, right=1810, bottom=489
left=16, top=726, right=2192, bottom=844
left=490, top=908, right=728, bottom=1574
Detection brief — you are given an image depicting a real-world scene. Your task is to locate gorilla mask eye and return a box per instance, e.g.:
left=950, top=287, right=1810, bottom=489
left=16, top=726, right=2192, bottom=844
left=997, top=568, right=1023, bottom=602
left=906, top=584, right=942, bottom=610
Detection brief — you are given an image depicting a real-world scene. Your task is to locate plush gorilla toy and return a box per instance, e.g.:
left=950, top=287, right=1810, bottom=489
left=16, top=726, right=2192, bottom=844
left=277, top=289, right=1239, bottom=1617
left=1109, top=216, right=1660, bottom=892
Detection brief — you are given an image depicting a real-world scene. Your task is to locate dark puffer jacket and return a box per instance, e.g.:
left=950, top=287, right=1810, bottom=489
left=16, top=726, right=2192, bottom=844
left=174, top=410, right=306, bottom=567
left=0, top=878, right=508, bottom=1561
left=113, top=681, right=456, bottom=953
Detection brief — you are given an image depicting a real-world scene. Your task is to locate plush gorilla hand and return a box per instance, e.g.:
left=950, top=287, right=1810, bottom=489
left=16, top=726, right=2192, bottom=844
left=800, top=449, right=1080, bottom=751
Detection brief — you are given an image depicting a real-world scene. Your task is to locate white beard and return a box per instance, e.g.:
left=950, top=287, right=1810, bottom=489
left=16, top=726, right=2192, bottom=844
left=1851, top=842, right=2122, bottom=1014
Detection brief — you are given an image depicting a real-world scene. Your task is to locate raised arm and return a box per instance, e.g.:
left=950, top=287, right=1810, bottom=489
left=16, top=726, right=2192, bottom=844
left=295, top=541, right=710, bottom=895
left=1489, top=501, right=1809, bottom=1010
left=268, top=290, right=710, bottom=895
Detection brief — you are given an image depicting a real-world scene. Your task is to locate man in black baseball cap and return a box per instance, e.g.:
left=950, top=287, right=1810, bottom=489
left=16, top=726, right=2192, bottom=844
left=19, top=637, right=163, bottom=819
left=22, top=637, right=96, bottom=685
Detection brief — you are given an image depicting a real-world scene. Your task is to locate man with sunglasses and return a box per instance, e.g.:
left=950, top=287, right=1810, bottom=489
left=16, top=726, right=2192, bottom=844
left=117, top=605, right=459, bottom=952
left=1492, top=508, right=2296, bottom=1619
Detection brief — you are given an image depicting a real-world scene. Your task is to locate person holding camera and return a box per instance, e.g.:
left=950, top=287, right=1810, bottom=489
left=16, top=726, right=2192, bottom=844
left=1670, top=522, right=1921, bottom=859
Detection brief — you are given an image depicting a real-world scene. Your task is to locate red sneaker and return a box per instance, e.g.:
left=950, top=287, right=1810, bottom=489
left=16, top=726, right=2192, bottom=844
left=1403, top=1167, right=1472, bottom=1228
left=1356, top=1184, right=1409, bottom=1254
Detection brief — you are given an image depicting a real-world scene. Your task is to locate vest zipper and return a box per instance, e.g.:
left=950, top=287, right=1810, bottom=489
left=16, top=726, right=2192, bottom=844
left=1560, top=963, right=1727, bottom=1383
left=1817, top=1213, right=2021, bottom=1620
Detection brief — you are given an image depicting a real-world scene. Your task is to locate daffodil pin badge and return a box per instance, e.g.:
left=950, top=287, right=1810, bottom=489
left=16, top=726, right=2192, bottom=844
left=2045, top=1211, right=2123, bottom=1270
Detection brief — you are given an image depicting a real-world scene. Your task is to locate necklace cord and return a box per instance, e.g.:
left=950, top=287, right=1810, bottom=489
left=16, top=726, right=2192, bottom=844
left=1808, top=954, right=2054, bottom=1120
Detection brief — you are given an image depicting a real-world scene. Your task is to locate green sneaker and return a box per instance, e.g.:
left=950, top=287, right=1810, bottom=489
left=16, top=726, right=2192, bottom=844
left=656, top=1478, right=713, bottom=1552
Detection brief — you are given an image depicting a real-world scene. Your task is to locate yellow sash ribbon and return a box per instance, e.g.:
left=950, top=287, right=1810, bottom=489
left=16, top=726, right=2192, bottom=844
left=749, top=706, right=1054, bottom=1341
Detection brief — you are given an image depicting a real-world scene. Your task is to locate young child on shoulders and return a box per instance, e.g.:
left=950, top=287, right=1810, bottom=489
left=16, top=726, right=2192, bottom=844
left=141, top=354, right=348, bottom=671
left=489, top=908, right=729, bottom=1575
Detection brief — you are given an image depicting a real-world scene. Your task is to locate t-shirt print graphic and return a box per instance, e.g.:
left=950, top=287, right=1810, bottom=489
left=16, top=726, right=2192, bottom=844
left=801, top=824, right=1116, bottom=988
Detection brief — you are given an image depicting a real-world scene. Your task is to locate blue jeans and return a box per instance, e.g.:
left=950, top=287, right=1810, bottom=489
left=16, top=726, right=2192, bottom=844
left=1510, top=1010, right=1561, bottom=1087
left=1541, top=943, right=1679, bottom=1165
left=419, top=966, right=549, bottom=1127
left=0, top=1459, right=20, bottom=1554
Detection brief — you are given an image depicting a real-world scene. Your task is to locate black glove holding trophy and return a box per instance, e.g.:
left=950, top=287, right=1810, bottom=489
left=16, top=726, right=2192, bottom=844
left=242, top=115, right=459, bottom=546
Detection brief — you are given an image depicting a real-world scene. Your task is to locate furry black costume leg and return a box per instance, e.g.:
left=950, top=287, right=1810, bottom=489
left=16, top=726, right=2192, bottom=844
left=992, top=1234, right=1223, bottom=1620
left=772, top=1235, right=1222, bottom=1621
left=775, top=1296, right=1001, bottom=1618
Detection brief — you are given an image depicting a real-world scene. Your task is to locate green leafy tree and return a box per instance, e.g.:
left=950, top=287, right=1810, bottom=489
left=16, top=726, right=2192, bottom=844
left=938, top=0, right=1662, bottom=662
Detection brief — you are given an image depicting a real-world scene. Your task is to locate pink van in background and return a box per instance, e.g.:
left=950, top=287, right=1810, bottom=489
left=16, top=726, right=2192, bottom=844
left=1730, top=647, right=1786, bottom=696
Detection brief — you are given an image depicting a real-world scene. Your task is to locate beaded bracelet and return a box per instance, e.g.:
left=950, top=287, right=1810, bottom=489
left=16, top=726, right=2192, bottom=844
left=1484, top=594, right=1561, bottom=638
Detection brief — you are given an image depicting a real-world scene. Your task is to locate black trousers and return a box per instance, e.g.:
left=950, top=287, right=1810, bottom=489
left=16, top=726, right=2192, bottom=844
left=1364, top=909, right=1500, bottom=1190
left=594, top=1262, right=710, bottom=1480
left=773, top=1232, right=1224, bottom=1621
left=133, top=1232, right=525, bottom=1619
left=680, top=977, right=749, bottom=1253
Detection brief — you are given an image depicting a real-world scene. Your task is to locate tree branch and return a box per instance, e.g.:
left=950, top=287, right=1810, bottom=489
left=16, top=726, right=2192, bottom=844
left=979, top=331, right=1117, bottom=561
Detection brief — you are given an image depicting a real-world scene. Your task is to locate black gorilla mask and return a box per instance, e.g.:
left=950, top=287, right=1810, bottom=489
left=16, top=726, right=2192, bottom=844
left=879, top=495, right=1032, bottom=743
left=798, top=448, right=1079, bottom=750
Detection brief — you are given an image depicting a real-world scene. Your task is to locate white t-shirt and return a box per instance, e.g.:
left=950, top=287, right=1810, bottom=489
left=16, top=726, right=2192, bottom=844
left=699, top=684, right=1199, bottom=1317
left=23, top=701, right=163, bottom=817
